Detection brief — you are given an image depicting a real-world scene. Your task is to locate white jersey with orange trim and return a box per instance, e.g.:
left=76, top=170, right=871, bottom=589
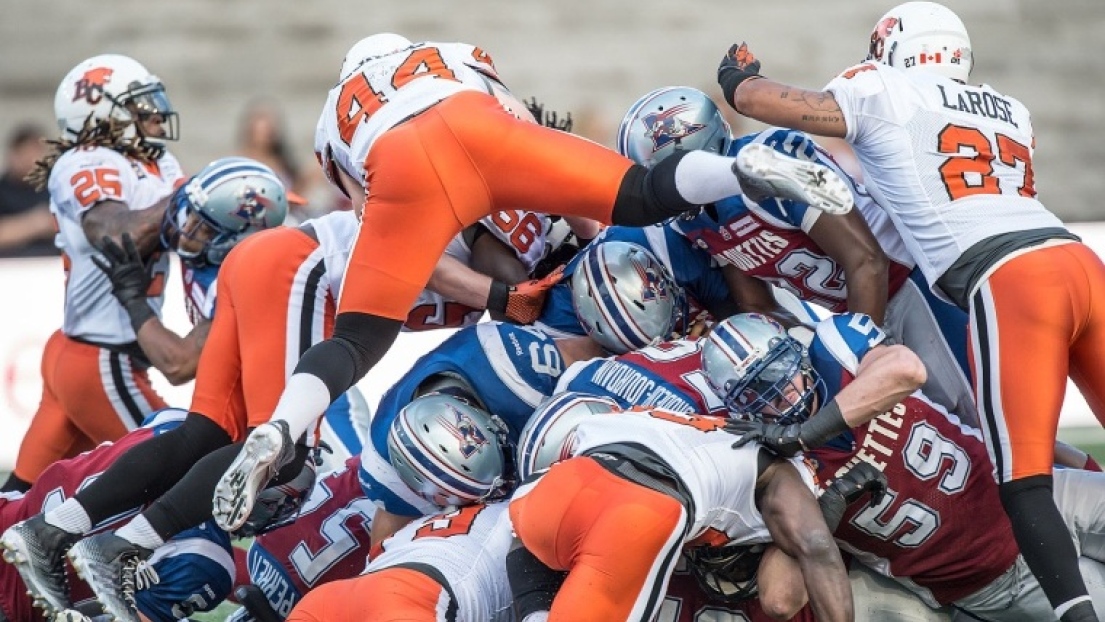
left=570, top=409, right=817, bottom=547
left=305, top=209, right=549, bottom=331
left=315, top=40, right=503, bottom=187
left=824, top=62, right=1064, bottom=284
left=367, top=501, right=514, bottom=622
left=49, top=146, right=183, bottom=344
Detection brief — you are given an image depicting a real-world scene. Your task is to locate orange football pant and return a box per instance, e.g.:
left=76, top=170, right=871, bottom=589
left=191, top=227, right=334, bottom=441
left=509, top=456, right=689, bottom=622
left=286, top=567, right=452, bottom=622
left=969, top=242, right=1105, bottom=482
left=341, top=90, right=634, bottom=321
left=14, top=330, right=165, bottom=483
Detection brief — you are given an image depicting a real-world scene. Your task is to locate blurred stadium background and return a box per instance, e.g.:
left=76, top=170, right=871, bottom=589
left=1, top=0, right=1104, bottom=472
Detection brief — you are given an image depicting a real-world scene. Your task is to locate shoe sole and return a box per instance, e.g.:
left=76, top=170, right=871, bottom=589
left=735, top=143, right=854, bottom=215
left=212, top=424, right=283, bottom=532
left=67, top=541, right=138, bottom=622
left=0, top=528, right=68, bottom=615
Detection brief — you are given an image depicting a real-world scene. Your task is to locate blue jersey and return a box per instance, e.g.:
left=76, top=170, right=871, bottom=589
left=808, top=312, right=888, bottom=404
left=360, top=322, right=564, bottom=515
left=556, top=338, right=727, bottom=417
left=536, top=223, right=729, bottom=336
left=181, top=263, right=219, bottom=325
left=671, top=128, right=913, bottom=312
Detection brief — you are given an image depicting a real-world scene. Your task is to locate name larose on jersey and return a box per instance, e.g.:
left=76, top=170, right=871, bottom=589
left=557, top=338, right=728, bottom=417
left=806, top=313, right=1020, bottom=607
left=246, top=457, right=375, bottom=618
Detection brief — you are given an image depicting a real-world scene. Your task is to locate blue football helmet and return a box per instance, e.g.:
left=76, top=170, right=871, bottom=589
left=515, top=392, right=620, bottom=482
left=161, top=157, right=288, bottom=267
left=701, top=314, right=822, bottom=424
left=616, top=86, right=732, bottom=168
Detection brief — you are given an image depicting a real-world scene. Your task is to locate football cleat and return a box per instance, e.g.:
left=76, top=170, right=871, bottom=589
left=67, top=533, right=152, bottom=622
left=0, top=515, right=79, bottom=615
left=212, top=420, right=296, bottom=532
left=734, top=143, right=854, bottom=215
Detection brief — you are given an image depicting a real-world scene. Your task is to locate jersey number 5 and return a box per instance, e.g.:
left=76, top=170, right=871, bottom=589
left=937, top=124, right=1035, bottom=201
left=335, top=47, right=458, bottom=145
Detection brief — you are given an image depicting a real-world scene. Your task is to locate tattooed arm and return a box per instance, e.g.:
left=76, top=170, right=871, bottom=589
left=732, top=79, right=848, bottom=139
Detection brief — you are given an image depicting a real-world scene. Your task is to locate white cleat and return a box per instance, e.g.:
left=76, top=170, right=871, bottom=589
left=734, top=143, right=854, bottom=215
left=212, top=421, right=294, bottom=532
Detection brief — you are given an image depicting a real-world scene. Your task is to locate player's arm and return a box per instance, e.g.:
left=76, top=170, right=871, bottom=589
left=807, top=210, right=890, bottom=324
left=82, top=197, right=169, bottom=256
left=717, top=43, right=848, bottom=139
left=756, top=458, right=852, bottom=622
left=368, top=508, right=418, bottom=552
left=133, top=320, right=210, bottom=385
left=721, top=264, right=803, bottom=327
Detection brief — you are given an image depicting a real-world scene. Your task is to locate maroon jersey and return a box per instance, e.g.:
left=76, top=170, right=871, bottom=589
left=809, top=394, right=1020, bottom=605
left=246, top=457, right=375, bottom=618
left=557, top=338, right=729, bottom=416
left=661, top=566, right=816, bottom=622
left=0, top=410, right=184, bottom=621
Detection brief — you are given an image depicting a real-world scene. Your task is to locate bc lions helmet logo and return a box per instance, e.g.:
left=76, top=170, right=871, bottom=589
left=233, top=185, right=274, bottom=227
left=632, top=257, right=669, bottom=303
left=439, top=406, right=489, bottom=459
left=73, top=67, right=114, bottom=105
left=868, top=16, right=899, bottom=62
left=641, top=103, right=706, bottom=153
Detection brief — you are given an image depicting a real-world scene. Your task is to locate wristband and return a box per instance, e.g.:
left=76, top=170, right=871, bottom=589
left=719, top=71, right=763, bottom=111
left=798, top=399, right=848, bottom=450
left=124, top=299, right=157, bottom=333
left=487, top=280, right=512, bottom=314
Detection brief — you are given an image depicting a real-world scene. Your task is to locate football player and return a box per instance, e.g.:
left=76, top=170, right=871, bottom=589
left=211, top=33, right=863, bottom=535
left=715, top=4, right=1105, bottom=618
left=708, top=313, right=1105, bottom=620
left=1, top=55, right=184, bottom=492
left=619, top=86, right=974, bottom=427
left=0, top=409, right=235, bottom=622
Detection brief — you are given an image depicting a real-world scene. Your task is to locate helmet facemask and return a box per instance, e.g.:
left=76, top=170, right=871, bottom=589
left=684, top=543, right=765, bottom=604
left=720, top=337, right=821, bottom=425
left=110, top=80, right=179, bottom=144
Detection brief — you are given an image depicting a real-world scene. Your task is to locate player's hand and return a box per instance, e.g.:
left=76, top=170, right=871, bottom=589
left=505, top=264, right=565, bottom=325
left=827, top=461, right=887, bottom=507
left=524, top=97, right=574, bottom=132
left=726, top=418, right=805, bottom=457
left=91, top=233, right=151, bottom=307
left=717, top=42, right=764, bottom=107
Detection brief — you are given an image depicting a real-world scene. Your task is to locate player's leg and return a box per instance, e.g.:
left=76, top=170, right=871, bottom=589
left=287, top=568, right=449, bottom=622
left=849, top=562, right=953, bottom=621
left=510, top=458, right=688, bottom=622
left=971, top=247, right=1097, bottom=621
left=1066, top=243, right=1105, bottom=425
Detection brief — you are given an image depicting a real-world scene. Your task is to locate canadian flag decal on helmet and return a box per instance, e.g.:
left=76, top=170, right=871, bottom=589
left=73, top=67, right=114, bottom=105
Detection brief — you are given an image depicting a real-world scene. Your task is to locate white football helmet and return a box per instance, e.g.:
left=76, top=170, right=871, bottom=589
left=516, top=392, right=620, bottom=482
left=866, top=2, right=973, bottom=83
left=701, top=313, right=821, bottom=424
left=616, top=86, right=732, bottom=168
left=339, top=33, right=414, bottom=81
left=571, top=240, right=686, bottom=354
left=386, top=392, right=511, bottom=508
left=53, top=54, right=179, bottom=142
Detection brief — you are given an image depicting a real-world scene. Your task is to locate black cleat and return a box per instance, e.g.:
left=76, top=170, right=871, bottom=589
left=66, top=533, right=152, bottom=622
left=0, top=514, right=79, bottom=615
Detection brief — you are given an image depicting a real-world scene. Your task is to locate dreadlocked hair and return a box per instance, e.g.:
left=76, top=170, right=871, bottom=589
left=26, top=113, right=163, bottom=191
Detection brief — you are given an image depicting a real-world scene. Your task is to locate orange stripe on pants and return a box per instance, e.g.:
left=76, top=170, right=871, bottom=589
left=191, top=227, right=333, bottom=441
left=286, top=567, right=449, bottom=622
left=340, top=90, right=634, bottom=320
left=969, top=242, right=1105, bottom=482
left=509, top=457, right=689, bottom=622
left=14, top=330, right=166, bottom=483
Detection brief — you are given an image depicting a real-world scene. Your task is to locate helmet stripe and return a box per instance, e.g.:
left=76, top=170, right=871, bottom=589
left=393, top=413, right=487, bottom=502
left=519, top=393, right=591, bottom=478
left=585, top=246, right=650, bottom=350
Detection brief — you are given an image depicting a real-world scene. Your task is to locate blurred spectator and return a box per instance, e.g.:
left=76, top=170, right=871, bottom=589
left=0, top=124, right=57, bottom=257
left=236, top=97, right=348, bottom=223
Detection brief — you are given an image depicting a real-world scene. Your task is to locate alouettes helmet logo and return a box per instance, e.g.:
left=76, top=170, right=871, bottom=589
left=234, top=185, right=275, bottom=227
left=641, top=103, right=706, bottom=153
left=632, top=257, right=669, bottom=302
left=439, top=405, right=489, bottom=459
left=73, top=67, right=114, bottom=105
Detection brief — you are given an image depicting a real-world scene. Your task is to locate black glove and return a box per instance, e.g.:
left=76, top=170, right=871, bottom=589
left=818, top=461, right=888, bottom=532
left=524, top=97, right=574, bottom=133
left=717, top=42, right=764, bottom=109
left=726, top=419, right=805, bottom=457
left=90, top=233, right=156, bottom=332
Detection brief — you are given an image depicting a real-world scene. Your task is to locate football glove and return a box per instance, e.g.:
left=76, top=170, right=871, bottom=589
left=726, top=419, right=805, bottom=457
left=490, top=264, right=565, bottom=325
left=819, top=461, right=888, bottom=532
left=717, top=42, right=764, bottom=108
left=524, top=97, right=574, bottom=133
left=91, top=233, right=156, bottom=331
